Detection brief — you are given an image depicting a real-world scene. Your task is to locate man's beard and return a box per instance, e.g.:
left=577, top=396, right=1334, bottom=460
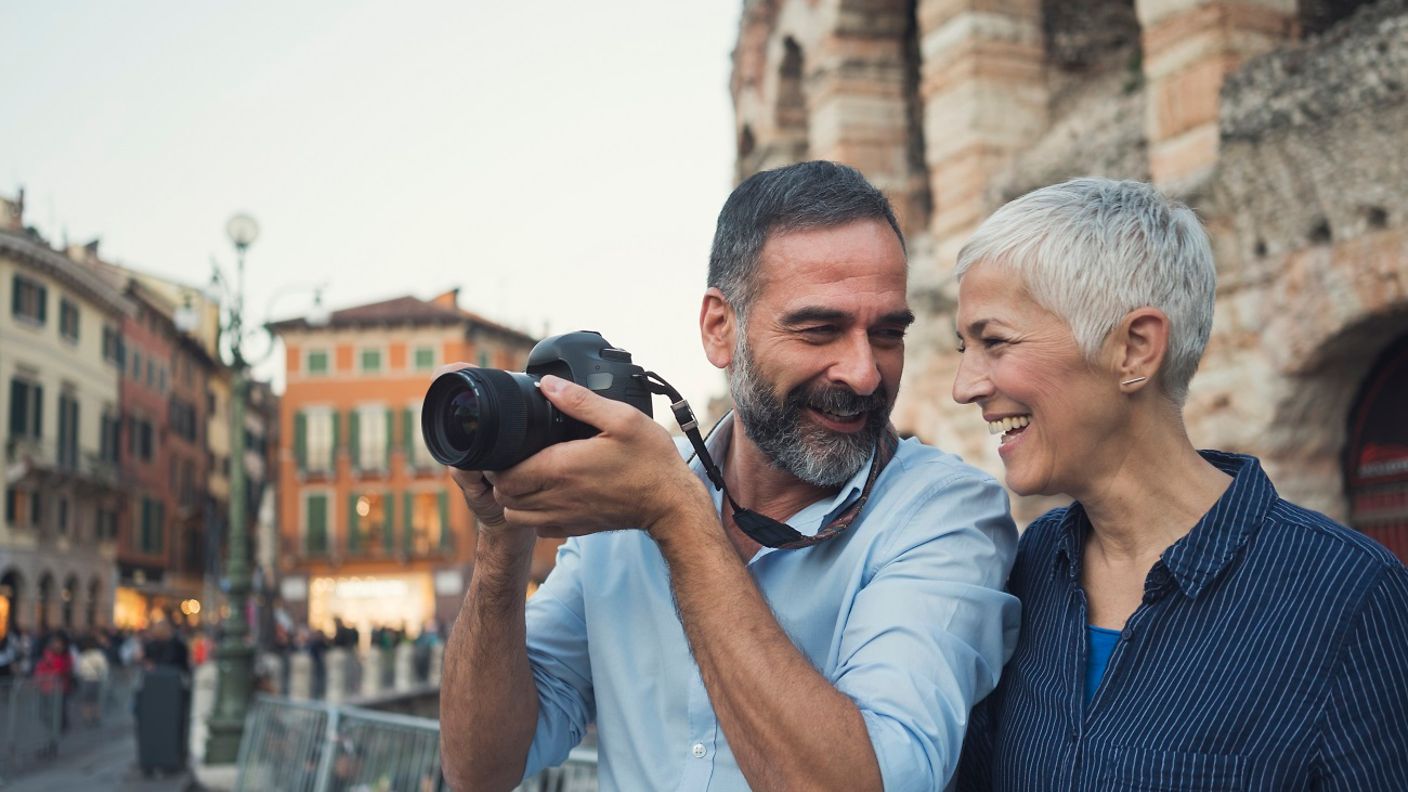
left=728, top=335, right=893, bottom=487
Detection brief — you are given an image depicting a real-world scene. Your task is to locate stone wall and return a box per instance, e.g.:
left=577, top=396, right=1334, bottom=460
left=732, top=0, right=1408, bottom=524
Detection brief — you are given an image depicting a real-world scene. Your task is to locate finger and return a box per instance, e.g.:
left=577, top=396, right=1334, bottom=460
left=538, top=375, right=638, bottom=432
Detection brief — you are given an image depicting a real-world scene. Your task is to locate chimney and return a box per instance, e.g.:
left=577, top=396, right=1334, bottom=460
left=431, top=288, right=460, bottom=310
left=0, top=187, right=22, bottom=232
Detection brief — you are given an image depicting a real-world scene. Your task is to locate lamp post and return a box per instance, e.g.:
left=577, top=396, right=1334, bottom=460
left=204, top=212, right=261, bottom=764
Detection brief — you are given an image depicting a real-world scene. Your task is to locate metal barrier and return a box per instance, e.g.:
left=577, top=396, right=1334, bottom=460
left=236, top=695, right=600, bottom=792
left=0, top=677, right=62, bottom=782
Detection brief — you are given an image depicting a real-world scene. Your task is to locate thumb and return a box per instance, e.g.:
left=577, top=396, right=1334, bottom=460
left=539, top=374, right=630, bottom=430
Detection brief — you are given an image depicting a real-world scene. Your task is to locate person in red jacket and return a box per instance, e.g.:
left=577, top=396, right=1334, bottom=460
left=33, top=634, right=75, bottom=731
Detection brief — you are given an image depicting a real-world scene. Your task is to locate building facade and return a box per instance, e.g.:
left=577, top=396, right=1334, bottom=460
left=273, top=289, right=541, bottom=640
left=0, top=195, right=129, bottom=636
left=731, top=0, right=1408, bottom=559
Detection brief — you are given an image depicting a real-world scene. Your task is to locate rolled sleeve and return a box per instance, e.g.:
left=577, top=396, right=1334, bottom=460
left=832, top=472, right=1020, bottom=792
left=521, top=537, right=596, bottom=779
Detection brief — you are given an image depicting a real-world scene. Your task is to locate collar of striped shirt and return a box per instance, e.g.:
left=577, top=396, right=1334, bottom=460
left=1052, top=451, right=1280, bottom=599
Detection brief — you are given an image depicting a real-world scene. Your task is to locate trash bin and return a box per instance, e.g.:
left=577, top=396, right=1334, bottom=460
left=135, top=666, right=190, bottom=775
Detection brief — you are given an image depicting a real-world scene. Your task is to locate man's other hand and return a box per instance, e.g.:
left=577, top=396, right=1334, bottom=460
left=487, top=374, right=710, bottom=538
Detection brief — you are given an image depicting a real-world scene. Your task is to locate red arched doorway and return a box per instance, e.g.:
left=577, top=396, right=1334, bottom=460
left=1345, top=333, right=1408, bottom=562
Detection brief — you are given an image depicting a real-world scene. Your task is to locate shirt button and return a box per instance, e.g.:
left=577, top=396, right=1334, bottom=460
left=692, top=743, right=706, bottom=759
left=1121, top=627, right=1134, bottom=640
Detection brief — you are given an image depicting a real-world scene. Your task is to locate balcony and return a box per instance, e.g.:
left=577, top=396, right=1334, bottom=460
left=4, top=437, right=124, bottom=490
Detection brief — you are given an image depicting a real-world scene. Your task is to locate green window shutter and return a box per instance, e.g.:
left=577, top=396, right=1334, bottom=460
left=36, top=284, right=47, bottom=323
left=403, top=408, right=415, bottom=466
left=385, top=409, right=394, bottom=469
left=383, top=490, right=395, bottom=553
left=294, top=411, right=307, bottom=471
left=307, top=494, right=327, bottom=555
left=348, top=410, right=361, bottom=470
left=402, top=492, right=414, bottom=556
left=33, top=385, right=43, bottom=439
left=330, top=411, right=341, bottom=468
left=438, top=490, right=451, bottom=550
left=347, top=493, right=360, bottom=553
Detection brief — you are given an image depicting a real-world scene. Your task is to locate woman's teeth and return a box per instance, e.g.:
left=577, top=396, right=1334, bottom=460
left=987, top=415, right=1031, bottom=436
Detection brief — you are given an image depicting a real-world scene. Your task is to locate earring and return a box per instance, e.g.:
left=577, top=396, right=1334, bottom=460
left=1120, top=376, right=1148, bottom=386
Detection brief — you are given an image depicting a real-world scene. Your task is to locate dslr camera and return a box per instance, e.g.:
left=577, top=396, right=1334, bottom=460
left=421, top=331, right=653, bottom=470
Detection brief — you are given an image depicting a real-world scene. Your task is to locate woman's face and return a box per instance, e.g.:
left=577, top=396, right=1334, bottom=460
left=952, top=261, right=1128, bottom=498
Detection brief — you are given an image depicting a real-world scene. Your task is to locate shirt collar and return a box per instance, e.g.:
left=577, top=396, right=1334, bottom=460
left=1054, top=451, right=1278, bottom=598
left=689, top=411, right=874, bottom=539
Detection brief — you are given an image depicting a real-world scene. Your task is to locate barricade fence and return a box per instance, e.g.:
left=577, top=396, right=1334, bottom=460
left=0, top=665, right=141, bottom=782
left=236, top=695, right=599, bottom=792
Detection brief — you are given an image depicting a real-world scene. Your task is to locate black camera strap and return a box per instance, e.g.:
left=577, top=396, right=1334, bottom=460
left=641, top=371, right=899, bottom=550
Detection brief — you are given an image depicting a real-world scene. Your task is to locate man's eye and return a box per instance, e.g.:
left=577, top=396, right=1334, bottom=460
left=872, top=328, right=907, bottom=343
left=982, top=337, right=1008, bottom=349
left=800, top=326, right=838, bottom=338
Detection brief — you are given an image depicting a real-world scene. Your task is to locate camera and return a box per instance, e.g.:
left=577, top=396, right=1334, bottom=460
left=421, top=331, right=653, bottom=470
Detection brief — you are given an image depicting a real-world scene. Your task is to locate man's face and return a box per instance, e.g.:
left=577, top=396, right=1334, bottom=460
left=728, top=219, right=911, bottom=486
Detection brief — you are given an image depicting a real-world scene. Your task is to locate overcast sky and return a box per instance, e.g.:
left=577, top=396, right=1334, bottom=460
left=2, top=1, right=741, bottom=410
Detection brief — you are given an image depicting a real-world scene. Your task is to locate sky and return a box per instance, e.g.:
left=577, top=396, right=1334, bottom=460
left=1, top=1, right=742, bottom=411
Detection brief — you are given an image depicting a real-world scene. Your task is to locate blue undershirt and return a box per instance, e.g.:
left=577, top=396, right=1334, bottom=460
left=1085, top=625, right=1121, bottom=707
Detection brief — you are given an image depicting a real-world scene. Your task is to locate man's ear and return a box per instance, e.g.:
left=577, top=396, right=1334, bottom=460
left=700, top=288, right=736, bottom=369
left=1111, top=307, right=1170, bottom=387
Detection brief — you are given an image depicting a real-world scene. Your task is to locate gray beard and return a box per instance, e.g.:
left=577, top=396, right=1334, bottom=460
left=728, top=336, right=892, bottom=487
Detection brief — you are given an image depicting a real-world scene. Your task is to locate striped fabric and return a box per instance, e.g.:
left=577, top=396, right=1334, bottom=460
left=958, top=451, right=1408, bottom=790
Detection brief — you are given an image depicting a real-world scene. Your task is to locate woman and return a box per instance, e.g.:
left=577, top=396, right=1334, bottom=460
left=951, top=178, right=1408, bottom=789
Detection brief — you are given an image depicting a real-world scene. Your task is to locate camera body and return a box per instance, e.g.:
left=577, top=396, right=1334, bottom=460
left=421, top=331, right=652, bottom=470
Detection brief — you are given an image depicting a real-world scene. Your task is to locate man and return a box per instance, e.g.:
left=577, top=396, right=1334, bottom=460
left=439, top=161, right=1019, bottom=791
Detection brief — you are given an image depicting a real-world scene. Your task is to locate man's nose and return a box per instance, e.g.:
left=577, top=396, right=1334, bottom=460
left=831, top=333, right=882, bottom=396
left=951, top=351, right=991, bottom=405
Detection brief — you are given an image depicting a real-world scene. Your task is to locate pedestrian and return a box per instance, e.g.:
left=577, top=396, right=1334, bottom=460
left=34, top=633, right=75, bottom=731
left=76, top=635, right=110, bottom=726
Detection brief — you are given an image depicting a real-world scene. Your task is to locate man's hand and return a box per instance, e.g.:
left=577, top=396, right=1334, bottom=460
left=487, top=375, right=711, bottom=538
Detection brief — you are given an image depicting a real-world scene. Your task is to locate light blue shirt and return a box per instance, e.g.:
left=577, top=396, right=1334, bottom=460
left=521, top=415, right=1020, bottom=791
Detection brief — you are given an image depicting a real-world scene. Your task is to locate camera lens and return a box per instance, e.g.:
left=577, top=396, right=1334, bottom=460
left=421, top=367, right=556, bottom=470
left=446, top=389, right=480, bottom=449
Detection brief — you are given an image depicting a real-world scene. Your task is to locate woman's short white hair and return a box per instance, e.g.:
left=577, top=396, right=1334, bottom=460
left=955, top=178, right=1216, bottom=404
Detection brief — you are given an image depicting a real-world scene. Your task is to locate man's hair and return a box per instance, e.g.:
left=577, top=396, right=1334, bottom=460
left=708, top=161, right=904, bottom=320
left=954, top=177, right=1216, bottom=404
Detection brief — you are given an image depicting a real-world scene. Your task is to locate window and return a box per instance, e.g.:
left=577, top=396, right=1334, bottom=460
left=146, top=359, right=155, bottom=388
left=100, top=412, right=120, bottom=464
left=11, top=275, right=46, bottom=324
left=301, top=408, right=336, bottom=472
left=306, top=349, right=330, bottom=375
left=57, top=497, right=69, bottom=536
left=59, top=299, right=79, bottom=342
left=405, top=404, right=432, bottom=469
left=413, top=346, right=436, bottom=371
left=360, top=348, right=382, bottom=373
left=407, top=490, right=448, bottom=555
left=355, top=405, right=390, bottom=471
left=477, top=349, right=491, bottom=368
left=97, top=509, right=117, bottom=541
left=130, top=350, right=142, bottom=380
left=102, top=325, right=124, bottom=366
left=56, top=391, right=79, bottom=469
left=347, top=492, right=392, bottom=555
left=304, top=493, right=330, bottom=556
left=169, top=398, right=197, bottom=443
left=130, top=418, right=155, bottom=462
left=138, top=497, right=164, bottom=554
left=7, top=378, right=43, bottom=440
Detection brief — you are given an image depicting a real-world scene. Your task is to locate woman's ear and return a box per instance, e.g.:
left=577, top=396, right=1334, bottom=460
left=1113, top=307, right=1170, bottom=387
left=700, top=287, right=737, bottom=369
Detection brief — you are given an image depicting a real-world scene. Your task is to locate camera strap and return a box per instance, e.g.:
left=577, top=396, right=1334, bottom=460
left=641, top=372, right=899, bottom=550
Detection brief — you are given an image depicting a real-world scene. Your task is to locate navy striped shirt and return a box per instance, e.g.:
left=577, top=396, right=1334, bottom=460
left=957, top=451, right=1408, bottom=790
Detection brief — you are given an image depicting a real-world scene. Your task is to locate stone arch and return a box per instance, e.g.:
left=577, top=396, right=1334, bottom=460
left=1342, top=331, right=1408, bottom=561
left=774, top=35, right=809, bottom=159
left=1298, top=0, right=1377, bottom=37
left=62, top=574, right=78, bottom=630
left=0, top=568, right=22, bottom=636
left=1264, top=306, right=1408, bottom=521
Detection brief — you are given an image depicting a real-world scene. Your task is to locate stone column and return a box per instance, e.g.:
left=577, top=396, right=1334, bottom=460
left=394, top=643, right=416, bottom=691
left=428, top=644, right=444, bottom=687
left=325, top=649, right=349, bottom=704
left=361, top=649, right=384, bottom=698
left=808, top=4, right=930, bottom=237
left=288, top=652, right=312, bottom=700
left=916, top=0, right=1048, bottom=262
left=1137, top=0, right=1297, bottom=187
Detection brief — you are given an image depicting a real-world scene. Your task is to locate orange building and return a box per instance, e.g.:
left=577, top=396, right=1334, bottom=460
left=271, top=289, right=545, bottom=639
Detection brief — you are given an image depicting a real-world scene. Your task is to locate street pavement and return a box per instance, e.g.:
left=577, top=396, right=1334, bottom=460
left=4, top=719, right=197, bottom=792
